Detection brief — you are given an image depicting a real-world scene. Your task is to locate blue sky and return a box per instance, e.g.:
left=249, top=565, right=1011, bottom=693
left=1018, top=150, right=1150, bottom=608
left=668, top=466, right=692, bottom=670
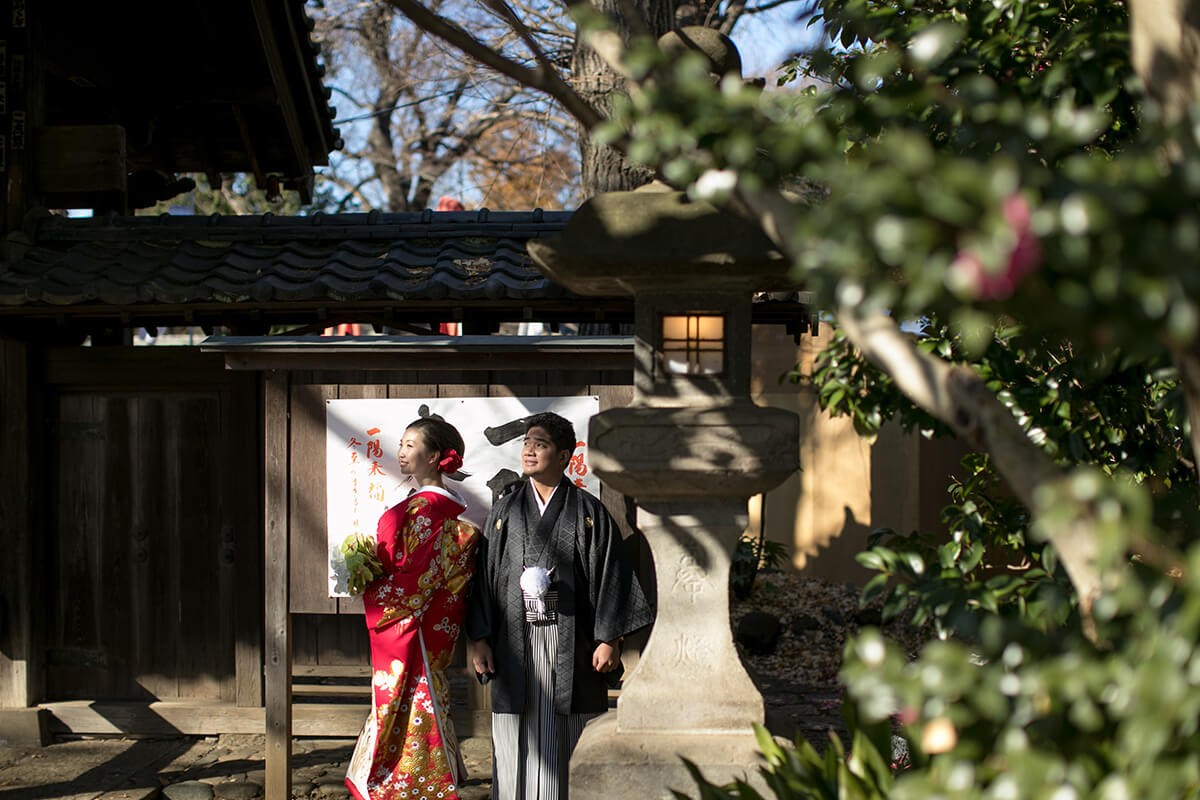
left=731, top=3, right=824, bottom=78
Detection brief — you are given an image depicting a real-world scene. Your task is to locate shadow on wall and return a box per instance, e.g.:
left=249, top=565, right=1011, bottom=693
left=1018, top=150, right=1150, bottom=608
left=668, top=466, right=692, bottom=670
left=750, top=322, right=968, bottom=588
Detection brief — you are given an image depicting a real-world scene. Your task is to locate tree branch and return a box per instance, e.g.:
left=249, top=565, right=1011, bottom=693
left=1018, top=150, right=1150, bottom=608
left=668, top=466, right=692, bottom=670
left=383, top=0, right=606, bottom=130
left=733, top=185, right=1108, bottom=627
left=478, top=0, right=566, bottom=77
left=1172, top=346, right=1200, bottom=487
left=837, top=308, right=1108, bottom=626
left=325, top=175, right=378, bottom=212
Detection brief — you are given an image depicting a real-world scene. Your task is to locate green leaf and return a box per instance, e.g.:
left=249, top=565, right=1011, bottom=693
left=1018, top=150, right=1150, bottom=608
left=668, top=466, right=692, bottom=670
left=856, top=550, right=888, bottom=572
left=861, top=573, right=889, bottom=606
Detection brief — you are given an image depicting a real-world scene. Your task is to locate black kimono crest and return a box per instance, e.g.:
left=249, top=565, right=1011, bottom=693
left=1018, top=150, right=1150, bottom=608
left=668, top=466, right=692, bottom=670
left=465, top=478, right=654, bottom=715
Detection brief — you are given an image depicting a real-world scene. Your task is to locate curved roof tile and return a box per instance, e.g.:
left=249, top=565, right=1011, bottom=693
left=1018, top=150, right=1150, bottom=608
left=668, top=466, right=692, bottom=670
left=0, top=211, right=581, bottom=310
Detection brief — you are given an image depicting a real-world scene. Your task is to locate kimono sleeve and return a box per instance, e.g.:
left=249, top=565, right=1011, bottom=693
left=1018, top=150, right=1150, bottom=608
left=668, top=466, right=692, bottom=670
left=371, top=497, right=450, bottom=631
left=464, top=502, right=500, bottom=644
left=583, top=504, right=654, bottom=645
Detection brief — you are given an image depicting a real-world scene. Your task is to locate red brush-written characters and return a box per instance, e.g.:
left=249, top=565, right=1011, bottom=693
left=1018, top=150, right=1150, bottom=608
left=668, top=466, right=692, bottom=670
left=567, top=439, right=589, bottom=487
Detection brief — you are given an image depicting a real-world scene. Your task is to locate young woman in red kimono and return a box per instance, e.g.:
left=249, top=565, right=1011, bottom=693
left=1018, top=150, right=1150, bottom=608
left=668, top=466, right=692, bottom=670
left=346, top=417, right=479, bottom=800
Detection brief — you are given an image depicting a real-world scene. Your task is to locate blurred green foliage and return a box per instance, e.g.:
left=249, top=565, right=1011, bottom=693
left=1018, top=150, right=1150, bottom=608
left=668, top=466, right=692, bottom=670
left=731, top=531, right=790, bottom=600
left=586, top=0, right=1200, bottom=795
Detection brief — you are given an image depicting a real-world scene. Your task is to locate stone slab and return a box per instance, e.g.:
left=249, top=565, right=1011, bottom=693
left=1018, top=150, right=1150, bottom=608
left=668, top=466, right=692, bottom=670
left=164, top=780, right=216, bottom=800
left=569, top=712, right=772, bottom=800
left=0, top=736, right=191, bottom=799
left=97, top=788, right=161, bottom=800
left=0, top=707, right=51, bottom=746
left=39, top=701, right=373, bottom=736
left=213, top=779, right=262, bottom=798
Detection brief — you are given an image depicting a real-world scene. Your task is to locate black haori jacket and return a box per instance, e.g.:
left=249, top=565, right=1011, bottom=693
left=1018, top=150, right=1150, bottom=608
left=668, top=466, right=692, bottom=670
left=465, top=478, right=653, bottom=715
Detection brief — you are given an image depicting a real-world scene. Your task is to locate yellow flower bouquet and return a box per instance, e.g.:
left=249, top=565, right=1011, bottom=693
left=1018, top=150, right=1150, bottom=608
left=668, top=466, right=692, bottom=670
left=332, top=533, right=385, bottom=596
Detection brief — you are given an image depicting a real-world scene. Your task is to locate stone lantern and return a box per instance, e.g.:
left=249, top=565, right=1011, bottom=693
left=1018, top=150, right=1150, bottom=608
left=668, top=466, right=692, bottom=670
left=529, top=167, right=802, bottom=794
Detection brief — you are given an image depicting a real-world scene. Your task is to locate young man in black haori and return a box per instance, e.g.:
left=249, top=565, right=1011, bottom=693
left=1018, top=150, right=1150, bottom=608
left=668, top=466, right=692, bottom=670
left=466, top=411, right=652, bottom=800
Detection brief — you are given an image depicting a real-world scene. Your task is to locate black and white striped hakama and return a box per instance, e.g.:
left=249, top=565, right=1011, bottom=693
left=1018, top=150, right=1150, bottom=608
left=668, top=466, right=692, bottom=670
left=491, top=591, right=597, bottom=800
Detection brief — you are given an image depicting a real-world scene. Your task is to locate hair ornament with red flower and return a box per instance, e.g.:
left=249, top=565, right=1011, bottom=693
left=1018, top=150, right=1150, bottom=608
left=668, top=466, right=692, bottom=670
left=437, top=448, right=463, bottom=474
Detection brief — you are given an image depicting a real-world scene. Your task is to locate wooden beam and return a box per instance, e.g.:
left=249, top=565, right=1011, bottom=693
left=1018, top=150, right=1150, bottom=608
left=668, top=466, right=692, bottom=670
left=231, top=104, right=267, bottom=190
left=202, top=336, right=636, bottom=374
left=276, top=0, right=332, bottom=164
left=43, top=348, right=235, bottom=389
left=263, top=370, right=291, bottom=800
left=249, top=0, right=314, bottom=200
left=220, top=351, right=635, bottom=373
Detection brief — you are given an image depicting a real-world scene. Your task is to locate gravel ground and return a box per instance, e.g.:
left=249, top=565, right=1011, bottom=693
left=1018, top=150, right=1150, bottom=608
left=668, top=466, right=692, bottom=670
left=730, top=571, right=932, bottom=688
left=727, top=570, right=935, bottom=750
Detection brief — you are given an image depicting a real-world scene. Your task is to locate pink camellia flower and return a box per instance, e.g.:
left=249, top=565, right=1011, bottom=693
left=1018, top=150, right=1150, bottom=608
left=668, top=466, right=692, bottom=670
left=950, top=194, right=1043, bottom=301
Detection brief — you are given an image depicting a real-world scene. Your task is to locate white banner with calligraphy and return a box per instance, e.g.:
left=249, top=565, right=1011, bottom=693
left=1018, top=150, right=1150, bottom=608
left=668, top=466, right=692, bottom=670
left=325, top=396, right=601, bottom=597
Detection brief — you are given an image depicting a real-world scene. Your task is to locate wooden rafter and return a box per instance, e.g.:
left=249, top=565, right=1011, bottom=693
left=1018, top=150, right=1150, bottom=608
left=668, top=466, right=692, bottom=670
left=250, top=0, right=315, bottom=202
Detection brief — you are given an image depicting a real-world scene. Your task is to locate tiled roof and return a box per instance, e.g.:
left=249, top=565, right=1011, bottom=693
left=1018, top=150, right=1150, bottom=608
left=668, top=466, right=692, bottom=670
left=0, top=210, right=576, bottom=310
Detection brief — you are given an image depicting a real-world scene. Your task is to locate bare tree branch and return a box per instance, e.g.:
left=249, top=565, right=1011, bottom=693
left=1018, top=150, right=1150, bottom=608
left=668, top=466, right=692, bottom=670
left=326, top=175, right=379, bottom=212
left=743, top=0, right=802, bottom=16
left=383, top=0, right=606, bottom=130
left=478, top=0, right=566, bottom=76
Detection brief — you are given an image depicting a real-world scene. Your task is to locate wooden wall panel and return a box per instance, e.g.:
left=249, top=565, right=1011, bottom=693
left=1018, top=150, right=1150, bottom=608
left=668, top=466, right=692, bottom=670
left=130, top=398, right=177, bottom=700
left=46, top=391, right=243, bottom=703
left=41, top=347, right=255, bottom=705
left=98, top=399, right=135, bottom=699
left=175, top=397, right=230, bottom=701
left=387, top=372, right=436, bottom=400
left=288, top=383, right=337, bottom=614
left=547, top=369, right=595, bottom=398
left=440, top=381, right=490, bottom=399
left=231, top=372, right=263, bottom=708
left=487, top=370, right=545, bottom=399
left=49, top=395, right=109, bottom=698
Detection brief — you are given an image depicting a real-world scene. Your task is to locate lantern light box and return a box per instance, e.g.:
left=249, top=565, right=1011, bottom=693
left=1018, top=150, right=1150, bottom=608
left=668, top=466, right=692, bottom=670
left=661, top=314, right=724, bottom=376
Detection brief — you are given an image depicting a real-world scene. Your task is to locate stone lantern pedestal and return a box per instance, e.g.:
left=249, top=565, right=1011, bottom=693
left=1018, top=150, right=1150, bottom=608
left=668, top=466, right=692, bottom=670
left=528, top=185, right=801, bottom=798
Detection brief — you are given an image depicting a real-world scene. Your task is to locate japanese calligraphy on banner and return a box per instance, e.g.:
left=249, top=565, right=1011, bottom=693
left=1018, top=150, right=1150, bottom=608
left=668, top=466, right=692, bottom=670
left=326, top=395, right=601, bottom=597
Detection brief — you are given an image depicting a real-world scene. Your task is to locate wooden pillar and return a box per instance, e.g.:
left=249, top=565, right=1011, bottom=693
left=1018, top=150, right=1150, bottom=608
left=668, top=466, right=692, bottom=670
left=0, top=338, right=35, bottom=707
left=264, top=370, right=291, bottom=799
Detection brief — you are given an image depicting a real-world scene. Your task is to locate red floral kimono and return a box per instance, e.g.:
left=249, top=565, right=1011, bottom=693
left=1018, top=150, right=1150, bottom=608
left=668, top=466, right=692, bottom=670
left=346, top=486, right=479, bottom=800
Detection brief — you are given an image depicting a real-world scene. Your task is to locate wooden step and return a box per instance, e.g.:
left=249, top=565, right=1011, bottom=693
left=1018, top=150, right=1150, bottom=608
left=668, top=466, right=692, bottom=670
left=40, top=700, right=490, bottom=738
left=293, top=664, right=370, bottom=678
left=291, top=682, right=371, bottom=698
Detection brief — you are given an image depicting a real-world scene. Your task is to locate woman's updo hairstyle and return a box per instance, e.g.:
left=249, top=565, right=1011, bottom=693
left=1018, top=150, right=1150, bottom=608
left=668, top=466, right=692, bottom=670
left=405, top=416, right=465, bottom=466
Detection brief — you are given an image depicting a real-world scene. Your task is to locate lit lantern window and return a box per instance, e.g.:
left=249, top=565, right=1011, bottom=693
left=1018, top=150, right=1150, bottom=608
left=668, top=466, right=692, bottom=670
left=661, top=314, right=724, bottom=375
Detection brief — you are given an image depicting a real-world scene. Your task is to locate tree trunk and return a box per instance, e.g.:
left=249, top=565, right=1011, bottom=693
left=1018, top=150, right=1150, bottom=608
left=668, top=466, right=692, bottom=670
left=572, top=0, right=676, bottom=197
